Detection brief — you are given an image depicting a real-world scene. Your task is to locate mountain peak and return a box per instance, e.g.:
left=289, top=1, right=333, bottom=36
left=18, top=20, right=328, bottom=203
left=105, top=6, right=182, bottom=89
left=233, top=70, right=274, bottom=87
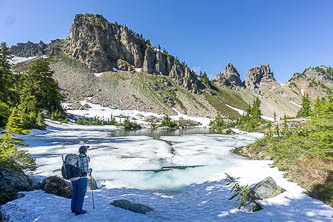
left=214, top=63, right=243, bottom=89
left=245, top=64, right=276, bottom=90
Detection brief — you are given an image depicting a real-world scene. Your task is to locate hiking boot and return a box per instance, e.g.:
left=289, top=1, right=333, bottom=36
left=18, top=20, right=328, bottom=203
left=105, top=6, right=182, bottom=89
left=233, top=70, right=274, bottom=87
left=75, top=210, right=86, bottom=215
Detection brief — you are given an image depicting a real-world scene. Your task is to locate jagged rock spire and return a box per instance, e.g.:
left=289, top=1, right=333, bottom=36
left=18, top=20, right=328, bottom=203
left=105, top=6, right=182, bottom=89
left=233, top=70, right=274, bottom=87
left=214, top=63, right=243, bottom=89
left=244, top=64, right=276, bottom=90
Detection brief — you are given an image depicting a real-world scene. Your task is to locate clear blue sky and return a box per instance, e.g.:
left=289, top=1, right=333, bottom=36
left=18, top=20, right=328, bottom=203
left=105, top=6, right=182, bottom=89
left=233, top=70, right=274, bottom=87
left=1, top=0, right=332, bottom=83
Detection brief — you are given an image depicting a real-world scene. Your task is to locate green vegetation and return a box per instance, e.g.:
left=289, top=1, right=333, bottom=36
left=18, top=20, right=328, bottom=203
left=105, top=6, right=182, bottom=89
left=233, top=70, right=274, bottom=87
left=225, top=173, right=261, bottom=210
left=0, top=42, right=64, bottom=173
left=205, top=84, right=248, bottom=118
left=122, top=118, right=142, bottom=130
left=160, top=115, right=178, bottom=128
left=245, top=95, right=333, bottom=206
left=75, top=116, right=141, bottom=130
left=296, top=94, right=312, bottom=117
left=75, top=116, right=116, bottom=126
left=209, top=97, right=266, bottom=133
left=237, top=97, right=266, bottom=131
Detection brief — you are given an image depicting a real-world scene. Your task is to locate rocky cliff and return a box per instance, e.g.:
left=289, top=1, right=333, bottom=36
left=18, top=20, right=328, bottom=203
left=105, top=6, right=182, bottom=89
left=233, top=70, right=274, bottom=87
left=10, top=41, right=47, bottom=57
left=10, top=39, right=64, bottom=57
left=214, top=63, right=243, bottom=89
left=65, top=14, right=203, bottom=93
left=244, top=64, right=276, bottom=90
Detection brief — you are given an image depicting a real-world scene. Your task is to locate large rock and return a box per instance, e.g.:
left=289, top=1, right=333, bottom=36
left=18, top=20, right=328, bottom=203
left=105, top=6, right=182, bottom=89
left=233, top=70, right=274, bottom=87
left=41, top=176, right=72, bottom=198
left=0, top=168, right=30, bottom=205
left=245, top=64, right=276, bottom=90
left=214, top=63, right=244, bottom=89
left=252, top=177, right=285, bottom=199
left=242, top=200, right=263, bottom=213
left=65, top=14, right=203, bottom=93
left=110, top=199, right=153, bottom=214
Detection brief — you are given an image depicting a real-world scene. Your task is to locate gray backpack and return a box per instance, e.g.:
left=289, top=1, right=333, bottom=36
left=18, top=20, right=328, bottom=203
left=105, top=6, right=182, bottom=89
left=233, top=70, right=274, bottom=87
left=61, top=154, right=82, bottom=180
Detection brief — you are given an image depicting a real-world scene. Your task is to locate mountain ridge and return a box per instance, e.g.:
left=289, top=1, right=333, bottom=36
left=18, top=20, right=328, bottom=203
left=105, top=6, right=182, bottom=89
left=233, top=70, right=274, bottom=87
left=9, top=13, right=332, bottom=119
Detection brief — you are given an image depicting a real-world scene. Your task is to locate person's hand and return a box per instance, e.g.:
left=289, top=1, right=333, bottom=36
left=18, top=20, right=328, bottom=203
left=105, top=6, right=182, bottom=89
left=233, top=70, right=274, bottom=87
left=89, top=168, right=93, bottom=175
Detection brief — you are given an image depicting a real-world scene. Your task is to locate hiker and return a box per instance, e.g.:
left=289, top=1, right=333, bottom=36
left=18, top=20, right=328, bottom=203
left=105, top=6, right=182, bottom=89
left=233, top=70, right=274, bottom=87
left=71, top=145, right=91, bottom=215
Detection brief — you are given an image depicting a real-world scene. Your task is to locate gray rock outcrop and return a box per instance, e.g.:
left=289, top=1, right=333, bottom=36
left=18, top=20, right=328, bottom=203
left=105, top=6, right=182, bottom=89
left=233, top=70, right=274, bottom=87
left=0, top=168, right=31, bottom=204
left=251, top=177, right=285, bottom=199
left=245, top=64, right=276, bottom=90
left=214, top=63, right=243, bottom=89
left=10, top=41, right=47, bottom=57
left=65, top=14, right=203, bottom=93
left=110, top=199, right=154, bottom=214
left=10, top=39, right=64, bottom=57
left=303, top=66, right=333, bottom=86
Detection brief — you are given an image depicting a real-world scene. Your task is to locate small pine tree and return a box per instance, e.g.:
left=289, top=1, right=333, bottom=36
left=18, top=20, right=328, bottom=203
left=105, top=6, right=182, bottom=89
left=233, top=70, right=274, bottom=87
left=297, top=94, right=312, bottom=117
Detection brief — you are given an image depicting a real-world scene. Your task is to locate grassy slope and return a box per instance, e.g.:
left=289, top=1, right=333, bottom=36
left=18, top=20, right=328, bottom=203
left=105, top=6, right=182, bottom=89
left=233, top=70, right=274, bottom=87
left=205, top=83, right=248, bottom=118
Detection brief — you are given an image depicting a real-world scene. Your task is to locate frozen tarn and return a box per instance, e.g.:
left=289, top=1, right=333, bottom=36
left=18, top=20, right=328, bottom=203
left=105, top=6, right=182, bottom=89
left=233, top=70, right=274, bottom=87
left=7, top=121, right=333, bottom=221
left=226, top=104, right=274, bottom=121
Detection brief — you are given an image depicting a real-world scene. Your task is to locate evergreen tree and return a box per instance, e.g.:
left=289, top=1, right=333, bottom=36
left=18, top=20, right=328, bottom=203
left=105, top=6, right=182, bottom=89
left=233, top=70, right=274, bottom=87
left=20, top=59, right=63, bottom=114
left=0, top=42, right=15, bottom=104
left=297, top=94, right=312, bottom=117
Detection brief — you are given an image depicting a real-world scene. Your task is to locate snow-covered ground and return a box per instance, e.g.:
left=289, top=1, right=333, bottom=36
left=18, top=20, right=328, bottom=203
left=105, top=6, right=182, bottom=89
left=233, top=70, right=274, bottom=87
left=65, top=99, right=211, bottom=127
left=10, top=56, right=37, bottom=65
left=3, top=121, right=332, bottom=221
left=226, top=104, right=275, bottom=121
left=10, top=55, right=48, bottom=65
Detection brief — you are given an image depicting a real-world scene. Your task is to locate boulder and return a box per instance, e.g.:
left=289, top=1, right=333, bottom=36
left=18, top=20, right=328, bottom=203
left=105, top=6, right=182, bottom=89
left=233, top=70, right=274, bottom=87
left=252, top=177, right=285, bottom=199
left=242, top=200, right=262, bottom=213
left=110, top=199, right=153, bottom=214
left=0, top=168, right=31, bottom=204
left=41, top=176, right=72, bottom=198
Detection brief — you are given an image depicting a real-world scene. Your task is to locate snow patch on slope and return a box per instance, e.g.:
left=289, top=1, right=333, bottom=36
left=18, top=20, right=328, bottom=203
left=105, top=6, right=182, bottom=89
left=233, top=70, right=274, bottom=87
left=94, top=72, right=104, bottom=77
left=171, top=108, right=211, bottom=127
left=289, top=101, right=302, bottom=108
left=11, top=56, right=36, bottom=65
left=226, top=104, right=274, bottom=121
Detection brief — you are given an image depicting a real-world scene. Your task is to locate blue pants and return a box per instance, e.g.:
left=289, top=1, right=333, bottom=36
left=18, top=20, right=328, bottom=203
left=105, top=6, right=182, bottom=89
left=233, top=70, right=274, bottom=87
left=71, top=178, right=88, bottom=213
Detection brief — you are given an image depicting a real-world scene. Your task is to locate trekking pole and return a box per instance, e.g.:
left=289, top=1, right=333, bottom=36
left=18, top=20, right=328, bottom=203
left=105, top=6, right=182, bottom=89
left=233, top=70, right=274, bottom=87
left=89, top=169, right=95, bottom=209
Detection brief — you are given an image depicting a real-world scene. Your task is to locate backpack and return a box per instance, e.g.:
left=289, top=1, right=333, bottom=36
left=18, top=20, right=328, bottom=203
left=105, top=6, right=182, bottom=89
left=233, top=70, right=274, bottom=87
left=61, top=154, right=82, bottom=180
